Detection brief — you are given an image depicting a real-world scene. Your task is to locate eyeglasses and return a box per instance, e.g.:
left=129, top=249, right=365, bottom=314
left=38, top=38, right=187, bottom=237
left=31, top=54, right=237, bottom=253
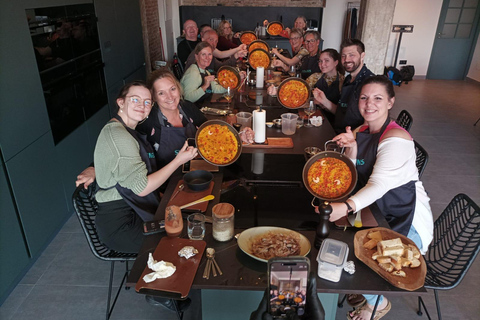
left=127, top=95, right=152, bottom=107
left=290, top=36, right=302, bottom=40
left=305, top=39, right=317, bottom=44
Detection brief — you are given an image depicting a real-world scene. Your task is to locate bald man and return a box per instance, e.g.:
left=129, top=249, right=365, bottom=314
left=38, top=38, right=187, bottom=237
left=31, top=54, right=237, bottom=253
left=184, top=29, right=247, bottom=74
left=177, top=20, right=200, bottom=67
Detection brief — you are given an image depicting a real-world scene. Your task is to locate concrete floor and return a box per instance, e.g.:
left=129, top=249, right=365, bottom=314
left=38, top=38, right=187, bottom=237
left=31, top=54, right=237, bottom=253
left=1, top=79, right=479, bottom=320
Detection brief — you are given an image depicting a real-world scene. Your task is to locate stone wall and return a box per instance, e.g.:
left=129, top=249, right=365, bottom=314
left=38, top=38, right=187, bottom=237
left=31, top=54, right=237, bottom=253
left=179, top=0, right=325, bottom=7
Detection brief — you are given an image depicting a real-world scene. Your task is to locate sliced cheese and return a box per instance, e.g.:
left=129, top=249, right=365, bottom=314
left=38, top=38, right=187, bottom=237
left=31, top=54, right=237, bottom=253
left=382, top=245, right=404, bottom=257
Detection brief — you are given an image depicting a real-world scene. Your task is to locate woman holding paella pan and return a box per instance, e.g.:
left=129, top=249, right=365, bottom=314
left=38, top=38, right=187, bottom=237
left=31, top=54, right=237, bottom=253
left=319, top=75, right=433, bottom=320
left=181, top=41, right=227, bottom=105
left=77, top=69, right=254, bottom=190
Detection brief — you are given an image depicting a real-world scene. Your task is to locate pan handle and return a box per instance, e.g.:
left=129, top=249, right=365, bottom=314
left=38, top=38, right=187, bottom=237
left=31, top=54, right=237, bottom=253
left=324, top=140, right=345, bottom=154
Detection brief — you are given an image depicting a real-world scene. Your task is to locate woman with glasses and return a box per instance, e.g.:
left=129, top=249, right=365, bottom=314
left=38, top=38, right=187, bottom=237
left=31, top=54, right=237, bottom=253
left=272, top=30, right=321, bottom=79
left=216, top=20, right=240, bottom=51
left=93, top=81, right=198, bottom=254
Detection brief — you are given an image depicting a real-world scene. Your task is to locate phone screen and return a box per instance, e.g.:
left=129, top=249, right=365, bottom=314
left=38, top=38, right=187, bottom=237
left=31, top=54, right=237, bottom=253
left=268, top=258, right=309, bottom=319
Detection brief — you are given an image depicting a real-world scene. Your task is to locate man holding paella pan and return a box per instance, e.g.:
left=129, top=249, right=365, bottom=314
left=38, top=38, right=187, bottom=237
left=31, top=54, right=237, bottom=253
left=312, top=75, right=433, bottom=320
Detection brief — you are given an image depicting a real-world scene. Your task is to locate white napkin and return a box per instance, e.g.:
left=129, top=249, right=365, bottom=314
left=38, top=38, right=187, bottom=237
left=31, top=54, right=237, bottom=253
left=310, top=116, right=323, bottom=127
left=143, top=253, right=176, bottom=283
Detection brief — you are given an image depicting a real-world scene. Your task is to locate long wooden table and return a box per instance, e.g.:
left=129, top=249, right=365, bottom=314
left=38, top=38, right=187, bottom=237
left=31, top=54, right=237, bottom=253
left=126, top=86, right=427, bottom=319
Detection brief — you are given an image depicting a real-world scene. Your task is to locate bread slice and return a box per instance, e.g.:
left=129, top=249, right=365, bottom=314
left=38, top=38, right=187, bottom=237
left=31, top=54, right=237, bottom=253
left=367, top=231, right=383, bottom=242
left=378, top=262, right=394, bottom=273
left=392, top=270, right=406, bottom=277
left=363, top=239, right=379, bottom=250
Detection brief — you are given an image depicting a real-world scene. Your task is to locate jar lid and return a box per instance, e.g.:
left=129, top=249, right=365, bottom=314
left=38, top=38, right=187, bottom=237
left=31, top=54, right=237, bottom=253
left=212, top=203, right=234, bottom=218
left=317, top=238, right=348, bottom=266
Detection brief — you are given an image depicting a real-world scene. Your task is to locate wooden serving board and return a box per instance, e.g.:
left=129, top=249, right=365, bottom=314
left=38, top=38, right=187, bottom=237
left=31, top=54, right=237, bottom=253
left=242, top=137, right=293, bottom=148
left=166, top=180, right=214, bottom=212
left=334, top=207, right=379, bottom=228
left=354, top=227, right=426, bottom=291
left=135, top=237, right=206, bottom=298
left=210, top=93, right=228, bottom=103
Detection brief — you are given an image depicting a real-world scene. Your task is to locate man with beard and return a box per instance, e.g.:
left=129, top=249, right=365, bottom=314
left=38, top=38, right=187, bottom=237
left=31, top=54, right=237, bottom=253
left=177, top=20, right=200, bottom=67
left=183, top=29, right=247, bottom=73
left=313, top=38, right=374, bottom=133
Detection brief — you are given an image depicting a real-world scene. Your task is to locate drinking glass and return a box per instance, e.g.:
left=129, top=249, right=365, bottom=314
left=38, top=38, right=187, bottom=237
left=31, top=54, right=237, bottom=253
left=187, top=213, right=205, bottom=240
left=288, top=65, right=296, bottom=77
left=224, top=87, right=234, bottom=110
left=303, top=101, right=316, bottom=128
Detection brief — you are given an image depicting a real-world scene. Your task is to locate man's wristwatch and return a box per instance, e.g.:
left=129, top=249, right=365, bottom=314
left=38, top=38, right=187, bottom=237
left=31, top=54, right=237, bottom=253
left=344, top=201, right=354, bottom=216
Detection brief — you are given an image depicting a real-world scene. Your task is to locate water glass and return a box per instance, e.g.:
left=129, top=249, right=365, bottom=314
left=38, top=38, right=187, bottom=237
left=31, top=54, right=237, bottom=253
left=281, top=113, right=299, bottom=135
left=187, top=213, right=205, bottom=240
left=237, top=112, right=253, bottom=129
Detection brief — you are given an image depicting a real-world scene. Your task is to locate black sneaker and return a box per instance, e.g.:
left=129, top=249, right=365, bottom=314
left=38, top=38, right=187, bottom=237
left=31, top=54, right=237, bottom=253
left=145, top=295, right=192, bottom=312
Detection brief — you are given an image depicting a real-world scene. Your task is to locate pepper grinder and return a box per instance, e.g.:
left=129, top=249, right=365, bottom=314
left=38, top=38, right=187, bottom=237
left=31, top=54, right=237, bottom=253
left=314, top=201, right=332, bottom=249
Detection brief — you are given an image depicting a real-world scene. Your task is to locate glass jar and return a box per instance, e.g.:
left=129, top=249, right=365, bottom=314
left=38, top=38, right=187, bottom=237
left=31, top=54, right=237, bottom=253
left=212, top=203, right=235, bottom=242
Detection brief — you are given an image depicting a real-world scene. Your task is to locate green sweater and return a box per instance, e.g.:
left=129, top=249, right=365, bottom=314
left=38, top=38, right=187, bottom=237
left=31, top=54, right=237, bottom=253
left=94, top=121, right=148, bottom=203
left=180, top=64, right=226, bottom=103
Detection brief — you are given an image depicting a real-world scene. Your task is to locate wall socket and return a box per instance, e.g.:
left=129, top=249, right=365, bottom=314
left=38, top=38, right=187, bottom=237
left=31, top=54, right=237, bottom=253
left=399, top=60, right=407, bottom=65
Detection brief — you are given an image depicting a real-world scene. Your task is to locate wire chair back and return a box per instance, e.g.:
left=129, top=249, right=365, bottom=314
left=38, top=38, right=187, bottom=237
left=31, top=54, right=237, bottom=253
left=414, top=140, right=429, bottom=179
left=396, top=109, right=413, bottom=132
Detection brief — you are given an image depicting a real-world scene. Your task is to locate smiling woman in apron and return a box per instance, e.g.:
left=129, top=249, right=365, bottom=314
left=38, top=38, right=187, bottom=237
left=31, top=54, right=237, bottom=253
left=93, top=81, right=198, bottom=254
left=323, top=76, right=433, bottom=320
left=180, top=41, right=227, bottom=105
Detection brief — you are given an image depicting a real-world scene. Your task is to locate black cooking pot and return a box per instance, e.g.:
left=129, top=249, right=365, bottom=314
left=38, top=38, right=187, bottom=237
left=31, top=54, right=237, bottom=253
left=183, top=170, right=213, bottom=191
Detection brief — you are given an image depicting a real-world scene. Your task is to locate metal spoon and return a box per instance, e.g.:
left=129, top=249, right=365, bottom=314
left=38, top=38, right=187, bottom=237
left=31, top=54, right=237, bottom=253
left=206, top=248, right=217, bottom=277
left=170, top=184, right=184, bottom=201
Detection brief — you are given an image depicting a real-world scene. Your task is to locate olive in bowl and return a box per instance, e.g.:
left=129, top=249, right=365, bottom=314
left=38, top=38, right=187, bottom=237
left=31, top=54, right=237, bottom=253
left=183, top=170, right=213, bottom=191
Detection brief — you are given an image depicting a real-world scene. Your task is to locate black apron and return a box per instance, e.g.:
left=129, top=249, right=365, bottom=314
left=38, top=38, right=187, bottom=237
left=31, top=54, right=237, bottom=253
left=156, top=107, right=197, bottom=168
left=334, top=65, right=374, bottom=133
left=195, top=64, right=213, bottom=106
left=300, top=52, right=321, bottom=79
left=354, top=118, right=416, bottom=236
left=314, top=73, right=341, bottom=125
left=109, top=115, right=160, bottom=222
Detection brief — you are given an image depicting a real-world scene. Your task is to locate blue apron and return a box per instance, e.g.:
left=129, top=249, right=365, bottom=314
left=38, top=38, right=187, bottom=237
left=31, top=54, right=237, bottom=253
left=354, top=118, right=416, bottom=236
left=110, top=115, right=160, bottom=221
left=156, top=107, right=197, bottom=168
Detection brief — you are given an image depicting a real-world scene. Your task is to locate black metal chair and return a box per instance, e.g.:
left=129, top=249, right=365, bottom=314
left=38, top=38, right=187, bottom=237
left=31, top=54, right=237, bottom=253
left=72, top=183, right=137, bottom=320
left=418, top=193, right=480, bottom=320
left=396, top=109, right=413, bottom=132
left=414, top=140, right=429, bottom=179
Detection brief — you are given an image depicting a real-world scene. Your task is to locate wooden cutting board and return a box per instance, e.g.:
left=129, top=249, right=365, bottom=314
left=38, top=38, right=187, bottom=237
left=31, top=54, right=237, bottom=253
left=354, top=227, right=426, bottom=291
left=334, top=206, right=379, bottom=228
left=242, top=137, right=293, bottom=148
left=135, top=237, right=206, bottom=298
left=166, top=180, right=214, bottom=212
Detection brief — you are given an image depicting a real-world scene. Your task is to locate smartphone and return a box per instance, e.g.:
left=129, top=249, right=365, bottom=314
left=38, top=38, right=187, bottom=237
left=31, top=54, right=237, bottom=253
left=142, top=220, right=165, bottom=235
left=268, top=257, right=310, bottom=319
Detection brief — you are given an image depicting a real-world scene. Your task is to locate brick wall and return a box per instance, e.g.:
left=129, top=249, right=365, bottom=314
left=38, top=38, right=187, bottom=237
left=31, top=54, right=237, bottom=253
left=140, top=0, right=164, bottom=72
left=179, top=0, right=325, bottom=7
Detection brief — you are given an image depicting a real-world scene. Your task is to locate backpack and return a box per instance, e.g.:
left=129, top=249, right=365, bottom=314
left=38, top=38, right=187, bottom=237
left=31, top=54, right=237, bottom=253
left=400, top=65, right=415, bottom=84
left=384, top=66, right=402, bottom=86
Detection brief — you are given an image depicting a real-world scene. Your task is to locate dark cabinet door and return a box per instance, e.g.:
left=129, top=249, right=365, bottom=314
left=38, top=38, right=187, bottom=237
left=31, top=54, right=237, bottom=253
left=0, top=160, right=30, bottom=302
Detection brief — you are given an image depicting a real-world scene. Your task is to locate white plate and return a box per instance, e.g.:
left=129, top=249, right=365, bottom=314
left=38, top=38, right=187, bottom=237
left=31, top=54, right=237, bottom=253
left=237, top=226, right=311, bottom=263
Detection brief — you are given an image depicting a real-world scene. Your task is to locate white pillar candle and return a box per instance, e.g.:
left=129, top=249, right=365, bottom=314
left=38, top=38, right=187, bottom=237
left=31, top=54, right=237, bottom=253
left=256, top=67, right=264, bottom=89
left=251, top=152, right=265, bottom=175
left=253, top=108, right=266, bottom=144
left=255, top=92, right=263, bottom=105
